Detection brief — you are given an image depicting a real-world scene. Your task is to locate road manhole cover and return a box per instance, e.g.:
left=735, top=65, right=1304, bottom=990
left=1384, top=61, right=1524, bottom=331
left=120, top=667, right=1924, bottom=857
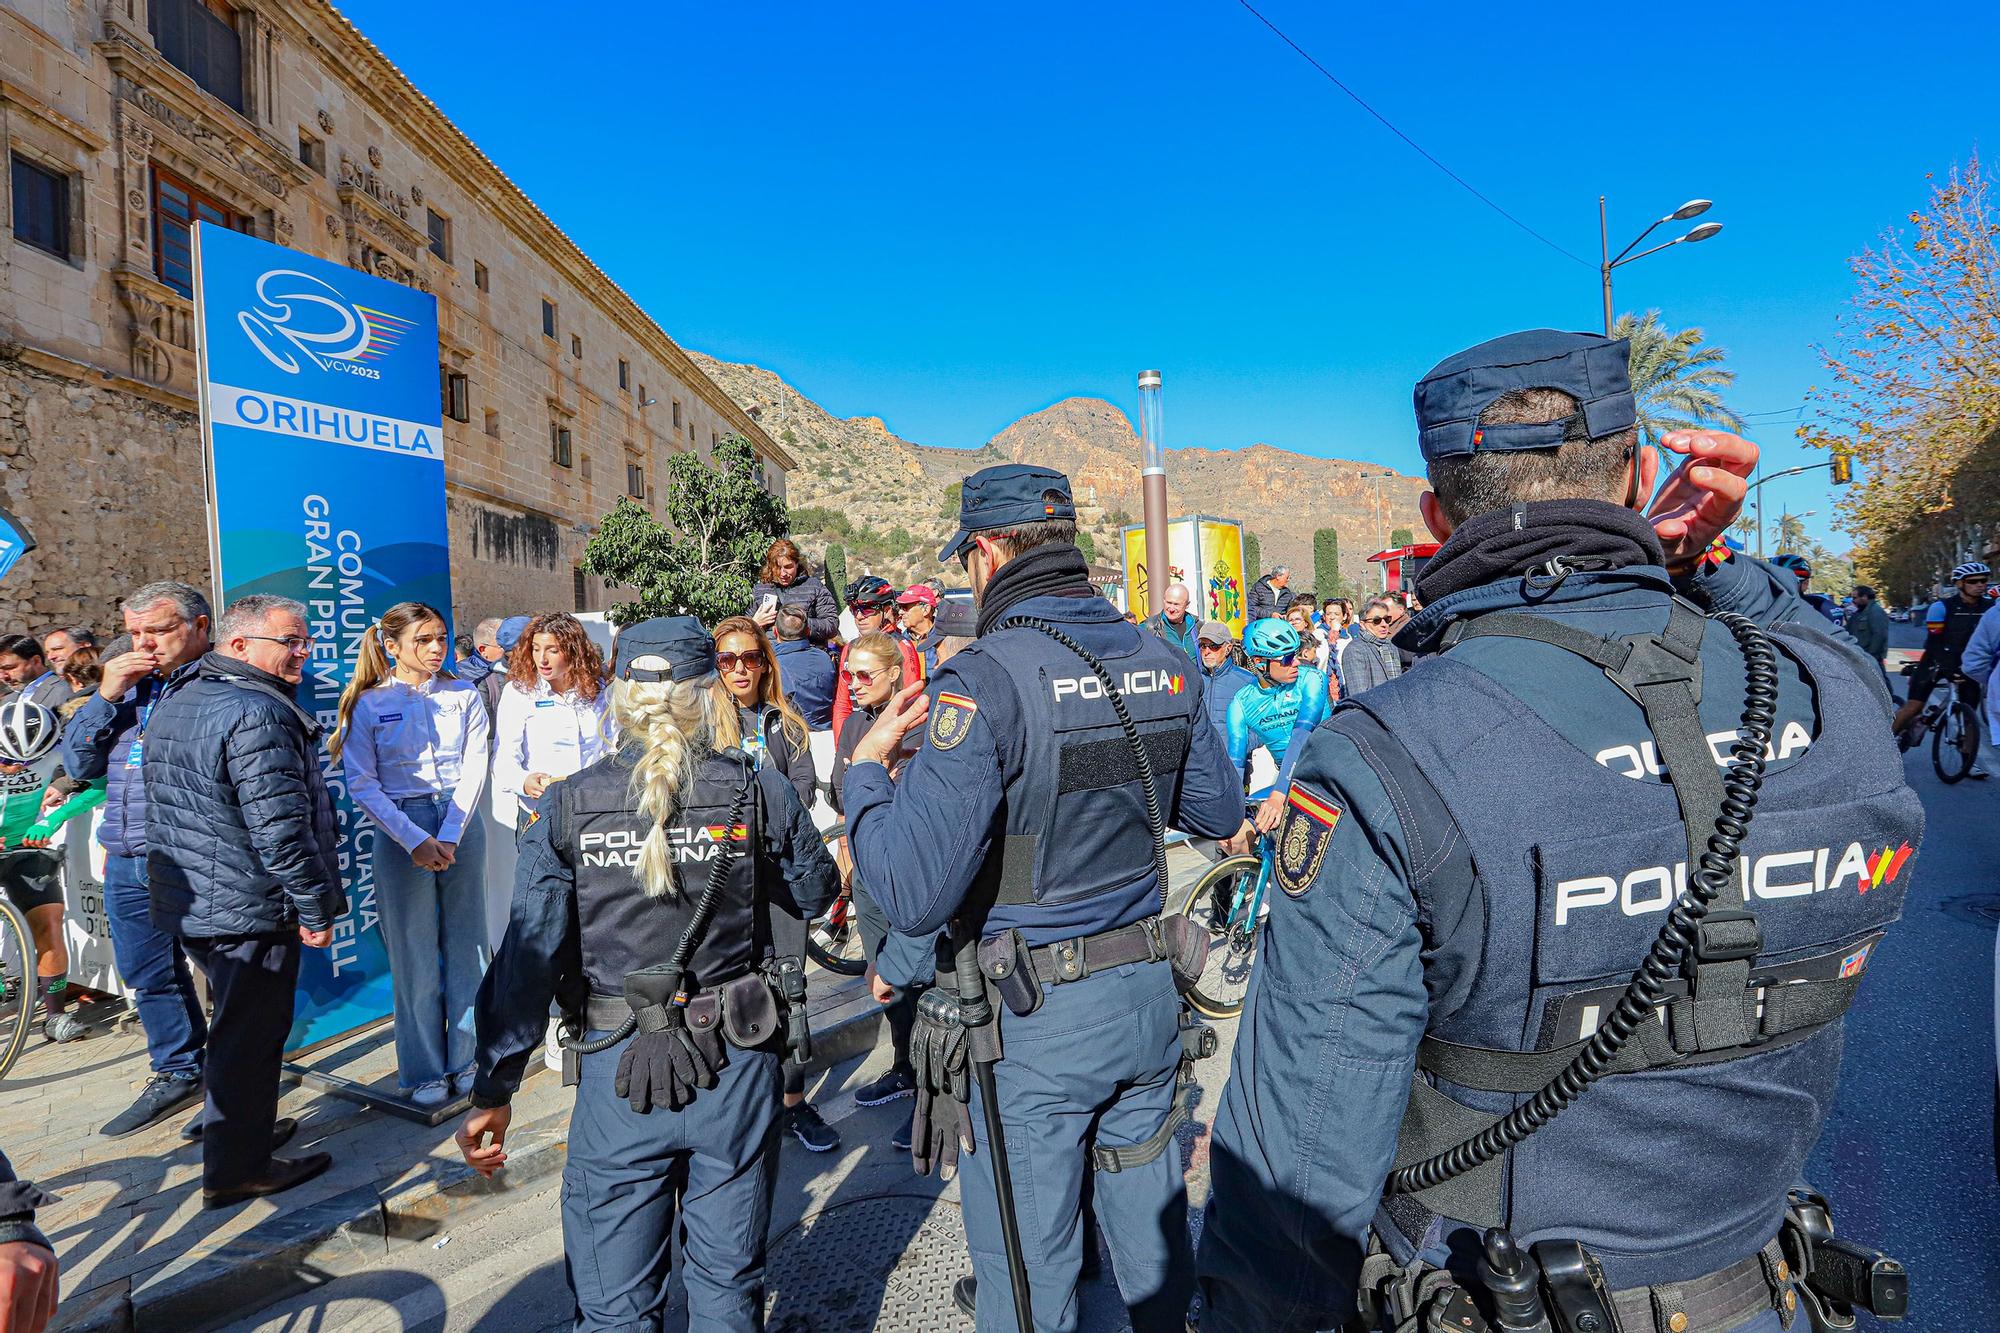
left=765, top=1192, right=970, bottom=1331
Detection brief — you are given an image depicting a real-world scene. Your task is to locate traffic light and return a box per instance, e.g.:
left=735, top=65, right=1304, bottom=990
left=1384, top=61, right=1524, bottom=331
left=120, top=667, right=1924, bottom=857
left=1831, top=449, right=1853, bottom=485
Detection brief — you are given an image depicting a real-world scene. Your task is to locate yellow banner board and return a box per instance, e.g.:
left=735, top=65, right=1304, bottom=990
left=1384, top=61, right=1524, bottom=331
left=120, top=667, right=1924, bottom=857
left=1121, top=516, right=1247, bottom=638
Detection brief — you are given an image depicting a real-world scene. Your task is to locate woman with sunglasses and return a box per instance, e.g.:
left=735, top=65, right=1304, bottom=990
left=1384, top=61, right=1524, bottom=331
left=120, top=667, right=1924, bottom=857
left=707, top=616, right=841, bottom=1154
left=829, top=576, right=921, bottom=737
left=1226, top=617, right=1332, bottom=833
left=829, top=631, right=929, bottom=1148
left=1341, top=595, right=1409, bottom=699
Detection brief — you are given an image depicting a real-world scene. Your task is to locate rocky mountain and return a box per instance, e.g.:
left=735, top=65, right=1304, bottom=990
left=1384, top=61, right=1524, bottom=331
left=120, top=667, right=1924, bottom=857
left=689, top=352, right=1427, bottom=597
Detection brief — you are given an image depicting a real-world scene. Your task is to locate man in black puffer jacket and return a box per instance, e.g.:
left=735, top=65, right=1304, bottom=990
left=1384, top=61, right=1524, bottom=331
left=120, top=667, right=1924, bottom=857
left=145, top=594, right=344, bottom=1208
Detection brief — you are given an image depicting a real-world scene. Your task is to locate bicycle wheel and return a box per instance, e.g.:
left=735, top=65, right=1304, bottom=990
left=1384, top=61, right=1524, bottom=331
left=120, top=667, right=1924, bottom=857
left=0, top=898, right=34, bottom=1081
left=805, top=821, right=866, bottom=977
left=1934, top=701, right=1976, bottom=783
left=1164, top=853, right=1264, bottom=1020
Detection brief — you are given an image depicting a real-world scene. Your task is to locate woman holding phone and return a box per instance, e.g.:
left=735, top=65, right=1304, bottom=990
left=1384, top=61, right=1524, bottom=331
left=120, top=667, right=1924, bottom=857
left=708, top=616, right=841, bottom=1153
left=331, top=602, right=491, bottom=1105
left=491, top=613, right=611, bottom=834
left=747, top=539, right=840, bottom=647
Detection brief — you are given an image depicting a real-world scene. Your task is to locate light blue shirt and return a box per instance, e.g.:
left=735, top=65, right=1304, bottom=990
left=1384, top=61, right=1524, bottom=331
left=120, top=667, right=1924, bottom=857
left=341, top=675, right=490, bottom=850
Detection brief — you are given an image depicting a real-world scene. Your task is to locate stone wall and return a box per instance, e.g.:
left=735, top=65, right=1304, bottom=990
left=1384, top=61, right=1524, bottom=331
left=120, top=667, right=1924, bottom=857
left=0, top=354, right=209, bottom=628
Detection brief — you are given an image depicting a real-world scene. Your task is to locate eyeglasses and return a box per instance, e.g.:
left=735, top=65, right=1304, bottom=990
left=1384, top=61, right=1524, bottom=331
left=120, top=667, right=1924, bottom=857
left=1362, top=615, right=1400, bottom=627
left=850, top=666, right=894, bottom=686
left=1200, top=641, right=1231, bottom=653
left=242, top=634, right=313, bottom=655
left=716, top=650, right=766, bottom=671
left=1257, top=652, right=1300, bottom=668
left=851, top=603, right=889, bottom=616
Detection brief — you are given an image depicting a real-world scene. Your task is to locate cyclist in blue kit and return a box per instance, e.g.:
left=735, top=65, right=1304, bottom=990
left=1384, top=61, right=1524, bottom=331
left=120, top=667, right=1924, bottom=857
left=1225, top=617, right=1330, bottom=832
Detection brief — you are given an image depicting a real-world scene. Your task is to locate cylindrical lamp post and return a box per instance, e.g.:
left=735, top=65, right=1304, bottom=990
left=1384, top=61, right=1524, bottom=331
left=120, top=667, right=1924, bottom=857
left=1138, top=369, right=1169, bottom=618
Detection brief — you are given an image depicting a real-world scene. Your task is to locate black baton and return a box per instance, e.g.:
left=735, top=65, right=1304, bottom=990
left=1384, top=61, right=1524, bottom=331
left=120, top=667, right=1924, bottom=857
left=954, top=927, right=1033, bottom=1333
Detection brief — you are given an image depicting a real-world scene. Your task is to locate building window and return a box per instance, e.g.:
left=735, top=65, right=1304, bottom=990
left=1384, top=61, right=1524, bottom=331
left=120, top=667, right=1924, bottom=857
left=671, top=399, right=682, bottom=429
left=570, top=333, right=582, bottom=358
left=426, top=208, right=451, bottom=262
left=297, top=131, right=325, bottom=174
left=580, top=453, right=592, bottom=483
left=626, top=462, right=645, bottom=498
left=541, top=298, right=556, bottom=338
left=573, top=567, right=587, bottom=612
left=440, top=368, right=470, bottom=423
left=474, top=261, right=488, bottom=292
left=483, top=408, right=499, bottom=437
left=550, top=423, right=572, bottom=468
left=9, top=156, right=70, bottom=261
left=148, top=0, right=244, bottom=114
left=151, top=165, right=249, bottom=297
left=618, top=359, right=630, bottom=391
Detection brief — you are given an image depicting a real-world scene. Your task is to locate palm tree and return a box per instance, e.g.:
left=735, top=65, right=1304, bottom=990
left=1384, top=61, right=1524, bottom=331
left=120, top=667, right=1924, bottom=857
left=1613, top=309, right=1744, bottom=444
left=1775, top=513, right=1807, bottom=555
left=1730, top=513, right=1759, bottom=548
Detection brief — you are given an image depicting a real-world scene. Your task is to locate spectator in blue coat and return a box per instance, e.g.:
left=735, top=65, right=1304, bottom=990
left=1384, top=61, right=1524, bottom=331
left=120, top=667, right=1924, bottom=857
left=1196, top=621, right=1255, bottom=754
left=145, top=594, right=345, bottom=1207
left=749, top=538, right=841, bottom=647
left=771, top=608, right=835, bottom=731
left=62, top=580, right=214, bottom=1139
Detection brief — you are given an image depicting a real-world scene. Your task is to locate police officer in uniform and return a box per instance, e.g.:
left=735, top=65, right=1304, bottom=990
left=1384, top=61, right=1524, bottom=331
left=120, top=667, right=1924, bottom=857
left=844, top=463, right=1249, bottom=1332
left=456, top=617, right=837, bottom=1333
left=1196, top=330, right=1924, bottom=1333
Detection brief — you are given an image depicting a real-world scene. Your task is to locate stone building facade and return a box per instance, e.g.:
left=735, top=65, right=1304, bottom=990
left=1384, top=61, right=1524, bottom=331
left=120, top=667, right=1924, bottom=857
left=0, top=0, right=790, bottom=630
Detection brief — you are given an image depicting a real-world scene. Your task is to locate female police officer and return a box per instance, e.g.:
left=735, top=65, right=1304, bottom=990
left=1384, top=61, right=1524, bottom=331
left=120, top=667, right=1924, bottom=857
left=455, top=616, right=837, bottom=1332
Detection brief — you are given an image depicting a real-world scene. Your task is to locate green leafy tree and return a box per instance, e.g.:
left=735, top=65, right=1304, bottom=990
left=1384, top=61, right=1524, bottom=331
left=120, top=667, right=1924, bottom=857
left=1390, top=526, right=1415, bottom=548
left=1614, top=309, right=1744, bottom=444
left=823, top=543, right=848, bottom=601
left=941, top=481, right=963, bottom=518
left=581, top=434, right=787, bottom=627
left=1076, top=529, right=1099, bottom=564
left=1313, top=528, right=1345, bottom=600
left=1244, top=533, right=1262, bottom=583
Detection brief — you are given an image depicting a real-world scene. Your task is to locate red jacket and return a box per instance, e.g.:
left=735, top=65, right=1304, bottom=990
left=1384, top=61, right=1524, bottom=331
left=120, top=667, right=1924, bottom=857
left=829, top=635, right=923, bottom=736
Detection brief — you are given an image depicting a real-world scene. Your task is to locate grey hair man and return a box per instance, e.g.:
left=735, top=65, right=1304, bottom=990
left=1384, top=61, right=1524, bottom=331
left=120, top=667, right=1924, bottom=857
left=62, top=579, right=218, bottom=1138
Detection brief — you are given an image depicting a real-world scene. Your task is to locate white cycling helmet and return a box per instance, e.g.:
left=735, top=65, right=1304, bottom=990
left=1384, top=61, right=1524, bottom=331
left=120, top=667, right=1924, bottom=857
left=0, top=698, right=57, bottom=765
left=1951, top=561, right=1990, bottom=581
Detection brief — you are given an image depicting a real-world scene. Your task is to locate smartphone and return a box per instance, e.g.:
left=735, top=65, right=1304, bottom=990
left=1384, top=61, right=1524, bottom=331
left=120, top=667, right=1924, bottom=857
left=760, top=594, right=779, bottom=617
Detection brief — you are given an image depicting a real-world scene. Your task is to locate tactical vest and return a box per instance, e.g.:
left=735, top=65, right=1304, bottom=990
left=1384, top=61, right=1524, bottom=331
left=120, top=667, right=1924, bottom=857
left=969, top=616, right=1203, bottom=916
left=557, top=748, right=768, bottom=998
left=1351, top=612, right=1923, bottom=1291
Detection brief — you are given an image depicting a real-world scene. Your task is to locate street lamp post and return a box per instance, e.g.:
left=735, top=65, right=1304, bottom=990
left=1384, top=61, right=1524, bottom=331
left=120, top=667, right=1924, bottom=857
left=1359, top=471, right=1395, bottom=551
left=1599, top=197, right=1724, bottom=336
left=1745, top=460, right=1837, bottom=557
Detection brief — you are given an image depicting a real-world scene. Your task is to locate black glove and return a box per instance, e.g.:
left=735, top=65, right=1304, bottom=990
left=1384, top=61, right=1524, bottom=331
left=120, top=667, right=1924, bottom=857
left=615, top=971, right=726, bottom=1113
left=909, top=987, right=974, bottom=1177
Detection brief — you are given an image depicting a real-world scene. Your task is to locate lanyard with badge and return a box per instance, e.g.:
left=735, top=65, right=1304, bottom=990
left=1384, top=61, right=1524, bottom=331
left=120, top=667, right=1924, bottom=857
left=126, top=684, right=162, bottom=769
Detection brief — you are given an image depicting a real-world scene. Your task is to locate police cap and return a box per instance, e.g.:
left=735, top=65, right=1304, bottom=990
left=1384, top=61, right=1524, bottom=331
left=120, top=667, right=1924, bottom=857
left=938, top=463, right=1077, bottom=563
left=1413, top=330, right=1636, bottom=463
left=613, top=615, right=715, bottom=683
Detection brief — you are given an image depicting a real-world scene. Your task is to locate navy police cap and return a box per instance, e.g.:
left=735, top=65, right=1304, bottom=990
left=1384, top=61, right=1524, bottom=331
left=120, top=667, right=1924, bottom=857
left=613, top=615, right=716, bottom=683
left=938, top=463, right=1077, bottom=563
left=1413, top=330, right=1636, bottom=462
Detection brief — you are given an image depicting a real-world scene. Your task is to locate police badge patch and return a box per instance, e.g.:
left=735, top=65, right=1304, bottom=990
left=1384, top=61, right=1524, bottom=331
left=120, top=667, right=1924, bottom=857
left=929, top=691, right=977, bottom=750
left=1275, top=783, right=1340, bottom=896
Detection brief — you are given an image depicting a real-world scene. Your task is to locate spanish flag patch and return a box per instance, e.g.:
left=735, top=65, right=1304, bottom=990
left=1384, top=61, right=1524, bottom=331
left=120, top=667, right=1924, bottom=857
left=1275, top=783, right=1341, bottom=897
left=929, top=691, right=978, bottom=751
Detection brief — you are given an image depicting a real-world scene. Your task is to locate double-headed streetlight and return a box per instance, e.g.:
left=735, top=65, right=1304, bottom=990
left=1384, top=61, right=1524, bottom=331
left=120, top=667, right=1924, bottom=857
left=1599, top=197, right=1724, bottom=335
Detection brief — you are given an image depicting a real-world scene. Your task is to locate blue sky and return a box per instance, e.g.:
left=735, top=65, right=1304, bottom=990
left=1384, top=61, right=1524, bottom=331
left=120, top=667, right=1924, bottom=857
left=340, top=1, right=1999, bottom=552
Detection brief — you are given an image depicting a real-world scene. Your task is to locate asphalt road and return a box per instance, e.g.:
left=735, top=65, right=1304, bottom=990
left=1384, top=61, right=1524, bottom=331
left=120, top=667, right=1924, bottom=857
left=219, top=621, right=1999, bottom=1330
left=1804, top=620, right=2000, bottom=1327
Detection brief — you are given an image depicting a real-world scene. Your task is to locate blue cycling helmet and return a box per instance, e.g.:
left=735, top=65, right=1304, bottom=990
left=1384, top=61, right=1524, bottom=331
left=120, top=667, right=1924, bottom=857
left=1243, top=617, right=1302, bottom=660
left=1771, top=553, right=1812, bottom=577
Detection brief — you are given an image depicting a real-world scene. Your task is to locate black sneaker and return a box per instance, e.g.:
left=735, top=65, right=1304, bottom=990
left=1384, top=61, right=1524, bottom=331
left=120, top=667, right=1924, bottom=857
left=854, top=1068, right=916, bottom=1106
left=953, top=1276, right=977, bottom=1319
left=785, top=1102, right=841, bottom=1153
left=891, top=1109, right=913, bottom=1154
left=101, top=1073, right=203, bottom=1138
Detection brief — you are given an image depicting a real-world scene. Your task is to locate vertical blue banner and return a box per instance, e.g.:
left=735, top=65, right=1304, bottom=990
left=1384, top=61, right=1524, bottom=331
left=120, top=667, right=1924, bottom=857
left=192, top=224, right=451, bottom=1053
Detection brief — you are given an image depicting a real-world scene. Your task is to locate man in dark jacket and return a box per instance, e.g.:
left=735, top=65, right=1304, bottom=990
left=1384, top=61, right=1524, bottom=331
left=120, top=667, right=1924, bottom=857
left=1141, top=582, right=1203, bottom=661
left=1340, top=595, right=1408, bottom=696
left=62, top=581, right=216, bottom=1137
left=1847, top=584, right=1890, bottom=666
left=1246, top=566, right=1290, bottom=625
left=771, top=608, right=835, bottom=731
left=146, top=594, right=344, bottom=1207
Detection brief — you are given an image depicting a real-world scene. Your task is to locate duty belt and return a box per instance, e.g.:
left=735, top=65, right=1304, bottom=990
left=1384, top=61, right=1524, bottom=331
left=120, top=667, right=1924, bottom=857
left=1023, top=917, right=1170, bottom=986
left=579, top=972, right=782, bottom=1051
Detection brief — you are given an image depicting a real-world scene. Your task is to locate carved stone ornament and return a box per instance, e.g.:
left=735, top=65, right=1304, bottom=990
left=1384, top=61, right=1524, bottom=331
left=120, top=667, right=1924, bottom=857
left=117, top=83, right=286, bottom=200
left=127, top=190, right=145, bottom=211
left=317, top=108, right=335, bottom=133
left=276, top=215, right=294, bottom=240
left=324, top=214, right=341, bottom=238
left=367, top=144, right=383, bottom=168
left=410, top=184, right=423, bottom=206
left=115, top=272, right=194, bottom=387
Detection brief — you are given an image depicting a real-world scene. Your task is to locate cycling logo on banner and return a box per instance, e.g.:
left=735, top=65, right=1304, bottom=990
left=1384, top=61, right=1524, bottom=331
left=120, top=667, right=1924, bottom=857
left=237, top=269, right=417, bottom=380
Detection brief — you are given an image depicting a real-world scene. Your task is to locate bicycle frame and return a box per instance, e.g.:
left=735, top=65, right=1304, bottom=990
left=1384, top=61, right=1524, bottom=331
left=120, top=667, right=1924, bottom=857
left=1218, top=833, right=1276, bottom=937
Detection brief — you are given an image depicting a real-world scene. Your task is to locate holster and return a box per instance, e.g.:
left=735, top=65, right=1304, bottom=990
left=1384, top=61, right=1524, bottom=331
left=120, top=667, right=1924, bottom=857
left=769, top=955, right=813, bottom=1065
left=719, top=972, right=780, bottom=1050
left=1160, top=912, right=1211, bottom=995
left=978, top=928, right=1043, bottom=1017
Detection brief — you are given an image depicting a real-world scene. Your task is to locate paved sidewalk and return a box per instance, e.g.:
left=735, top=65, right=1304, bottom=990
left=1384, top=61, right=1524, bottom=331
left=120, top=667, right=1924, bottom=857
left=14, top=959, right=885, bottom=1333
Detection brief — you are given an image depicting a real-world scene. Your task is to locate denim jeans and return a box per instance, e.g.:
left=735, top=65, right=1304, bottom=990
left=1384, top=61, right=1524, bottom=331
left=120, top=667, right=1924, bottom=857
left=373, top=796, right=490, bottom=1089
left=102, top=852, right=206, bottom=1079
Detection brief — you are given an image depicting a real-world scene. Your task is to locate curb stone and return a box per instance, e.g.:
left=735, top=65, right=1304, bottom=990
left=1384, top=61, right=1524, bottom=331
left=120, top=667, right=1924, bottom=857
left=56, top=1001, right=889, bottom=1333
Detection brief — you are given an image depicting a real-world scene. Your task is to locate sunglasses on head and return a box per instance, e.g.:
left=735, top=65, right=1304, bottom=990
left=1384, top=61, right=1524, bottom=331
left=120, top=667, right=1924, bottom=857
left=716, top=650, right=765, bottom=671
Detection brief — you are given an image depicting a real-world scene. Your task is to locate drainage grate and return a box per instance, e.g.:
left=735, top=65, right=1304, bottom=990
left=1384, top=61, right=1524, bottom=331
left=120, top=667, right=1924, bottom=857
left=765, top=1192, right=971, bottom=1332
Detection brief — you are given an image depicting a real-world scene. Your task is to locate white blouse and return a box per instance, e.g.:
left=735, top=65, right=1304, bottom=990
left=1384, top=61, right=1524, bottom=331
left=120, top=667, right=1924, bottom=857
left=342, top=675, right=491, bottom=850
left=490, top=677, right=613, bottom=827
